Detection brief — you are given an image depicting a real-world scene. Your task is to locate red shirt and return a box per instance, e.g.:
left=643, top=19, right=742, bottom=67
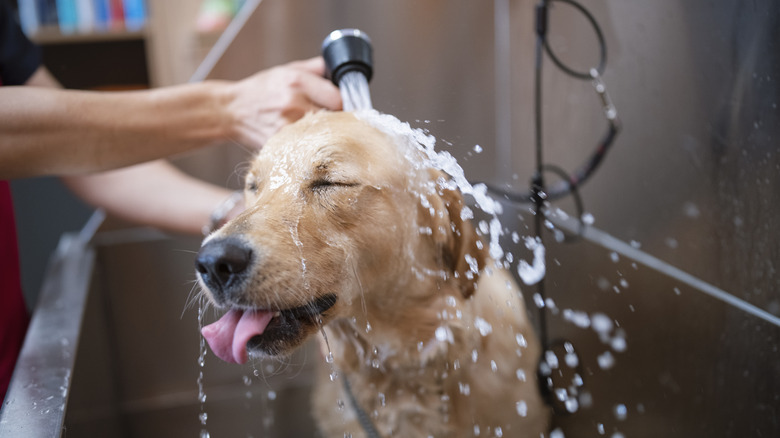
left=1, top=1, right=44, bottom=402
left=0, top=181, right=29, bottom=401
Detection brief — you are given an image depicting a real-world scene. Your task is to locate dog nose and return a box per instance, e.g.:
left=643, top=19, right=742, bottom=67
left=195, top=237, right=252, bottom=295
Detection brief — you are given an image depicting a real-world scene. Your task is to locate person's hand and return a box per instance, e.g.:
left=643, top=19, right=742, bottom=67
left=223, top=56, right=342, bottom=150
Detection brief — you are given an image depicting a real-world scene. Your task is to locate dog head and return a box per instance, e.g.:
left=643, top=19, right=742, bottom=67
left=196, top=111, right=487, bottom=364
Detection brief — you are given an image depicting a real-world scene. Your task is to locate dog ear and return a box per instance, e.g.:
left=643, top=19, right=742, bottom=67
left=427, top=172, right=488, bottom=299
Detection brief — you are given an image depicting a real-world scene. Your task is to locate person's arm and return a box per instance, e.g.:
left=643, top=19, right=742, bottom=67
left=0, top=56, right=340, bottom=180
left=26, top=56, right=340, bottom=235
left=24, top=66, right=236, bottom=235
left=63, top=160, right=238, bottom=235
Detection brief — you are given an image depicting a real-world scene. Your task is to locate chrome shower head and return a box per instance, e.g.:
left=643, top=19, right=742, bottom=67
left=322, top=29, right=373, bottom=86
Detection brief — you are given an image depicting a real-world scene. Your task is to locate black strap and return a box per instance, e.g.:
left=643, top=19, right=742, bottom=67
left=342, top=375, right=382, bottom=438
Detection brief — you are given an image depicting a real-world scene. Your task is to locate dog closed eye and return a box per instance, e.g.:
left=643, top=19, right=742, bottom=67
left=310, top=179, right=359, bottom=192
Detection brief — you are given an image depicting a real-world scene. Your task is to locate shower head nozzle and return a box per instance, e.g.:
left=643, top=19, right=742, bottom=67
left=322, top=29, right=373, bottom=86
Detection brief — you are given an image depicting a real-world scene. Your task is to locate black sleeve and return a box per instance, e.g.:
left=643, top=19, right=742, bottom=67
left=0, top=1, right=42, bottom=85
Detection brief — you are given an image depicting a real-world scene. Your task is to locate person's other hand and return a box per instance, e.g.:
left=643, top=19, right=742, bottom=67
left=224, top=56, right=342, bottom=150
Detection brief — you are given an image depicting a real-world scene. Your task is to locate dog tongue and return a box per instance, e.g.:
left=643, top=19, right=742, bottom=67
left=201, top=309, right=274, bottom=364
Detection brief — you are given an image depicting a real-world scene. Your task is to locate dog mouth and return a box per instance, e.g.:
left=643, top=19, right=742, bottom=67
left=201, top=294, right=337, bottom=364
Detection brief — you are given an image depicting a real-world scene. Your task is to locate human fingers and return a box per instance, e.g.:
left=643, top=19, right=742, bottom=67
left=286, top=56, right=327, bottom=77
left=283, top=57, right=342, bottom=110
left=296, top=72, right=342, bottom=111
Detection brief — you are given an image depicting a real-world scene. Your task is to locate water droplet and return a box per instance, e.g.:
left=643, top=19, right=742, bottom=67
left=580, top=390, right=594, bottom=408
left=516, top=369, right=527, bottom=381
left=597, top=351, right=615, bottom=369
left=614, top=403, right=627, bottom=420
left=611, top=335, right=627, bottom=352
left=474, top=317, right=493, bottom=336
left=490, top=360, right=498, bottom=372
left=533, top=293, right=545, bottom=308
left=609, top=252, right=619, bottom=263
left=199, top=412, right=208, bottom=424
left=581, top=212, right=594, bottom=225
left=550, top=428, right=565, bottom=438
left=545, top=350, right=560, bottom=369
left=516, top=400, right=528, bottom=417
left=563, top=309, right=590, bottom=328
left=565, top=352, right=579, bottom=368
left=435, top=326, right=454, bottom=343
left=518, top=236, right=546, bottom=285
left=591, top=313, right=613, bottom=336
left=267, top=390, right=277, bottom=401
left=683, top=202, right=701, bottom=218
left=325, top=352, right=334, bottom=364
left=200, top=429, right=210, bottom=438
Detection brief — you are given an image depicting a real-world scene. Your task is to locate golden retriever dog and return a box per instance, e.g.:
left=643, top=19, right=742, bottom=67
left=195, top=111, right=549, bottom=437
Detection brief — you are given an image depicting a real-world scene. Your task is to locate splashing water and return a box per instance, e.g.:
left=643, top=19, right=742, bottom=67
left=355, top=110, right=505, bottom=262
left=517, top=236, right=546, bottom=285
left=339, top=71, right=373, bottom=112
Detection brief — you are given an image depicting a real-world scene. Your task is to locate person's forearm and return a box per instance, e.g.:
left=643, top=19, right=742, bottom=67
left=0, top=82, right=234, bottom=179
left=63, top=160, right=235, bottom=235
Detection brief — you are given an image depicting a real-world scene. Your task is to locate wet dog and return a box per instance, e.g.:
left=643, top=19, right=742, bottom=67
left=196, top=111, right=549, bottom=437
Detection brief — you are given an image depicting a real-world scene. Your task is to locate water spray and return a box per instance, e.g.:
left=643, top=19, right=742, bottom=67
left=322, top=29, right=374, bottom=111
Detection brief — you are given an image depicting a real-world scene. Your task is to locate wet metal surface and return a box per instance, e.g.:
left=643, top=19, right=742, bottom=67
left=0, top=212, right=102, bottom=436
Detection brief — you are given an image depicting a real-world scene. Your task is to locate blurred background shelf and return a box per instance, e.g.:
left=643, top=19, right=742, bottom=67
left=15, top=0, right=235, bottom=89
left=28, top=24, right=147, bottom=45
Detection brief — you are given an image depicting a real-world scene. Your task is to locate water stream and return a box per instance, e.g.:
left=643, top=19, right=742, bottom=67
left=339, top=70, right=373, bottom=112
left=197, top=296, right=210, bottom=438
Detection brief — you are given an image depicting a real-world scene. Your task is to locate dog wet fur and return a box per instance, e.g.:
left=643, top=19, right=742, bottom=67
left=196, top=111, right=550, bottom=437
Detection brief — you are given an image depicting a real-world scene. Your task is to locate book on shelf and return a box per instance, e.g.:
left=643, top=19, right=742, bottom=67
left=18, top=0, right=148, bottom=38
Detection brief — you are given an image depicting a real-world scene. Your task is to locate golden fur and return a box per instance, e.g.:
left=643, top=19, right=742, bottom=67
left=201, top=111, right=549, bottom=437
